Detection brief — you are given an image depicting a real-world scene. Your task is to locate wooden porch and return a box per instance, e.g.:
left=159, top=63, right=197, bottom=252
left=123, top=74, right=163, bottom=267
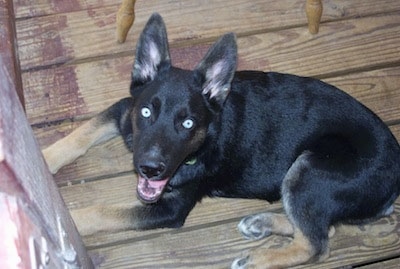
left=12, top=0, right=400, bottom=268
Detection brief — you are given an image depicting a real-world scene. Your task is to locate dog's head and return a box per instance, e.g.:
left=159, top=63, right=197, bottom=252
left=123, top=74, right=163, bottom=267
left=129, top=13, right=237, bottom=203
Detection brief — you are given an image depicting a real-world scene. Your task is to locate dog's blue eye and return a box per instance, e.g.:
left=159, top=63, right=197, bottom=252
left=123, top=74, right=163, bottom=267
left=182, top=119, right=194, bottom=129
left=141, top=107, right=151, bottom=118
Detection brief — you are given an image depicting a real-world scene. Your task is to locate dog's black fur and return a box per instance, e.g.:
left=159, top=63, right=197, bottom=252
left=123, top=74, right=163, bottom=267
left=94, top=13, right=399, bottom=267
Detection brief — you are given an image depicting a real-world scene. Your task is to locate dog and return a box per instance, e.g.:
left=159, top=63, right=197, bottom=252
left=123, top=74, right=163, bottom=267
left=43, top=13, right=400, bottom=268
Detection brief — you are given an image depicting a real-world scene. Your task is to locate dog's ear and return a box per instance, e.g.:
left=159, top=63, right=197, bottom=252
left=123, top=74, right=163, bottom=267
left=194, top=33, right=237, bottom=108
left=131, top=13, right=171, bottom=87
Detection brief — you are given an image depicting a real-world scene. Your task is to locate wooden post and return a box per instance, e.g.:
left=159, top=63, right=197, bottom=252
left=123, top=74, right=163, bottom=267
left=0, top=2, right=94, bottom=266
left=306, top=0, right=323, bottom=34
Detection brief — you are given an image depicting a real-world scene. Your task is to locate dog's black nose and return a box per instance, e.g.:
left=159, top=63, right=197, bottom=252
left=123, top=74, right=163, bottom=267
left=139, top=162, right=166, bottom=179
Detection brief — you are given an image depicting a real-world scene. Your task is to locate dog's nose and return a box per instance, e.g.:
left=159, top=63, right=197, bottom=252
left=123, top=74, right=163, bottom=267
left=139, top=162, right=166, bottom=179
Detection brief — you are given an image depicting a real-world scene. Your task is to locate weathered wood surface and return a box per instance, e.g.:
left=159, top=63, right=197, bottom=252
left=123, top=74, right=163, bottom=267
left=88, top=211, right=400, bottom=269
left=61, top=173, right=400, bottom=269
left=13, top=0, right=400, bottom=21
left=14, top=0, right=400, bottom=268
left=14, top=0, right=400, bottom=71
left=360, top=257, right=400, bottom=269
left=22, top=12, right=400, bottom=126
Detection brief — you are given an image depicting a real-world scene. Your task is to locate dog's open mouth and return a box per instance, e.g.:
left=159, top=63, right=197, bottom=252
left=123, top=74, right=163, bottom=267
left=137, top=176, right=170, bottom=203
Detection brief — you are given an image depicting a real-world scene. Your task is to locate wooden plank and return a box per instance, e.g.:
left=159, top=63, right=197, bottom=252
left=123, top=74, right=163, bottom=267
left=13, top=0, right=117, bottom=18
left=14, top=0, right=400, bottom=19
left=84, top=199, right=400, bottom=268
left=359, top=257, right=400, bottom=269
left=59, top=173, right=400, bottom=269
left=15, top=0, right=313, bottom=69
left=33, top=65, right=400, bottom=185
left=23, top=13, right=400, bottom=125
left=236, top=13, right=400, bottom=77
left=15, top=0, right=400, bottom=70
left=23, top=57, right=131, bottom=125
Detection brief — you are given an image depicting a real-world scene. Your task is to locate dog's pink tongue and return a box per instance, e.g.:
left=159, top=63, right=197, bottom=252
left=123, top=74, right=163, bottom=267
left=137, top=176, right=169, bottom=203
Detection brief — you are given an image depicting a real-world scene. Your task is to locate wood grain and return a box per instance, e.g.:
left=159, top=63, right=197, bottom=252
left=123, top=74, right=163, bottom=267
left=15, top=0, right=400, bottom=70
left=23, top=13, right=400, bottom=126
left=82, top=199, right=400, bottom=269
left=359, top=257, right=400, bottom=269
left=13, top=0, right=400, bottom=20
left=59, top=173, right=400, bottom=268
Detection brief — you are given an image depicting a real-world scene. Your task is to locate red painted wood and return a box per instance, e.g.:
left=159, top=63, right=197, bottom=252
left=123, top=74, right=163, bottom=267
left=0, top=3, right=93, bottom=265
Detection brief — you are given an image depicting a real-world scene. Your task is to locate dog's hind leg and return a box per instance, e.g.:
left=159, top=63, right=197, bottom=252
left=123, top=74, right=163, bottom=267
left=233, top=152, right=331, bottom=269
left=232, top=226, right=317, bottom=269
left=43, top=97, right=133, bottom=174
left=238, top=212, right=336, bottom=241
left=237, top=213, right=294, bottom=240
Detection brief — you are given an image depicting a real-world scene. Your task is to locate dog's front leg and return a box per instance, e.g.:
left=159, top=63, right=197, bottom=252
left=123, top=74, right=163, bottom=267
left=131, top=194, right=198, bottom=230
left=42, top=98, right=133, bottom=174
left=70, top=202, right=141, bottom=236
left=71, top=189, right=198, bottom=235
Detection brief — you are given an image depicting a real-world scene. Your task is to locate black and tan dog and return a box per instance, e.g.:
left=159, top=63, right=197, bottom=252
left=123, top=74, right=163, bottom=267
left=43, top=13, right=400, bottom=268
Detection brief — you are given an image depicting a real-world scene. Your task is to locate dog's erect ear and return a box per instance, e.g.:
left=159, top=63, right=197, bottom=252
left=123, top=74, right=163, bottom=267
left=194, top=33, right=237, bottom=107
left=132, top=13, right=171, bottom=86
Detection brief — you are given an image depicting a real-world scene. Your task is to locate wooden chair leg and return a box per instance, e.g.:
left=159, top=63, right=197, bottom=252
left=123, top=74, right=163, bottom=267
left=116, top=0, right=137, bottom=43
left=306, top=0, right=323, bottom=34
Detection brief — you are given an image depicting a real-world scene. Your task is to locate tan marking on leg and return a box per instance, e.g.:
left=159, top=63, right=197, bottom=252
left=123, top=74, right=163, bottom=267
left=246, top=228, right=315, bottom=269
left=71, top=201, right=141, bottom=236
left=42, top=116, right=119, bottom=174
left=267, top=213, right=294, bottom=236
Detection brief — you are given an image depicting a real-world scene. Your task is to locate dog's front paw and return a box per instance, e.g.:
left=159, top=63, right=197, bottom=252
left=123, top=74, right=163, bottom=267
left=231, top=256, right=250, bottom=269
left=238, top=214, right=273, bottom=240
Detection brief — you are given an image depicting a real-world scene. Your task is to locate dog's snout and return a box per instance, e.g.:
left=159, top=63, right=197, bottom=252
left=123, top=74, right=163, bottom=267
left=139, top=162, right=166, bottom=179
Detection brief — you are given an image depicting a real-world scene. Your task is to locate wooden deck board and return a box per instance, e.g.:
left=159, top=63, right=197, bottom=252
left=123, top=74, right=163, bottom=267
left=60, top=176, right=400, bottom=268
left=13, top=0, right=400, bottom=267
left=15, top=0, right=400, bottom=70
left=359, top=257, right=400, bottom=269
left=13, top=0, right=400, bottom=21
left=79, top=198, right=400, bottom=269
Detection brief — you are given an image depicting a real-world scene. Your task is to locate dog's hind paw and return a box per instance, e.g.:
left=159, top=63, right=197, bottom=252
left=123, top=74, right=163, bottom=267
left=238, top=213, right=294, bottom=240
left=231, top=256, right=249, bottom=269
left=237, top=214, right=273, bottom=240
